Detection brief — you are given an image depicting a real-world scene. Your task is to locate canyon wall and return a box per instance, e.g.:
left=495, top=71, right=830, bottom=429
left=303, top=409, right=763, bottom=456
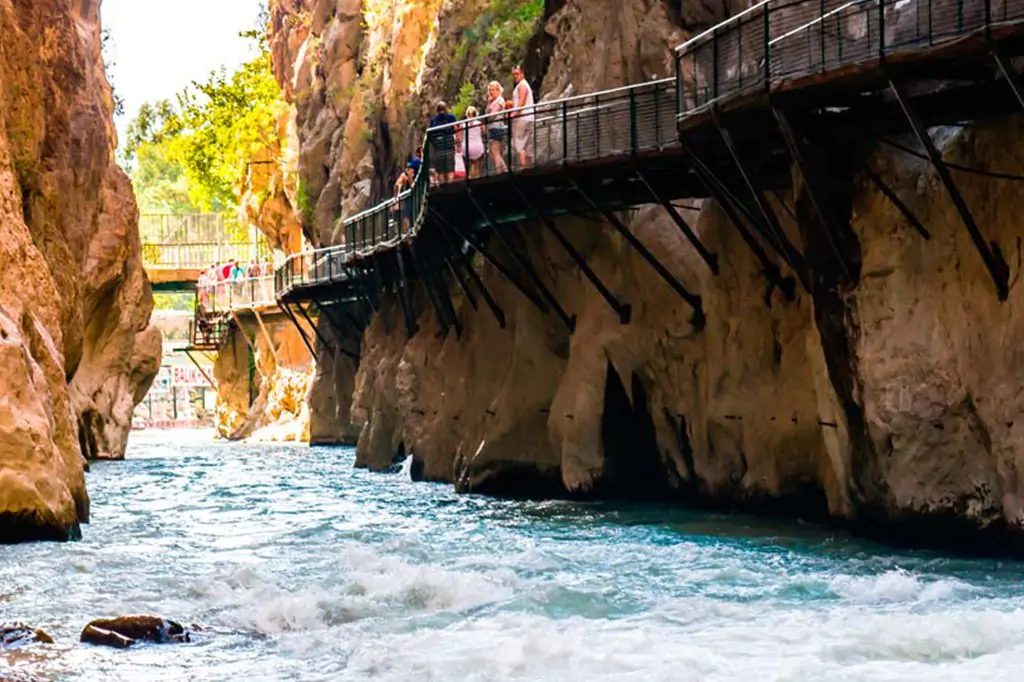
left=272, top=0, right=1024, bottom=550
left=0, top=0, right=161, bottom=542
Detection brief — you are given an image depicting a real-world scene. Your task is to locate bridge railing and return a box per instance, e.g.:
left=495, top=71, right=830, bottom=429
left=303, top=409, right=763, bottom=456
left=142, top=242, right=269, bottom=270
left=198, top=275, right=277, bottom=314
left=276, top=247, right=352, bottom=299
left=425, top=78, right=678, bottom=184
left=675, top=0, right=1024, bottom=119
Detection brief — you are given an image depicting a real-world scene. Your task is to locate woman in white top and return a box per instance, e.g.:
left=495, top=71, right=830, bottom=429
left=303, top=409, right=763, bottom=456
left=464, top=105, right=486, bottom=178
left=485, top=81, right=508, bottom=174
left=511, top=66, right=535, bottom=168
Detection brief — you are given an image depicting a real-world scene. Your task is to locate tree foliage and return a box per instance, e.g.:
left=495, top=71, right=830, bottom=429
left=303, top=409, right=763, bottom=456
left=120, top=4, right=284, bottom=213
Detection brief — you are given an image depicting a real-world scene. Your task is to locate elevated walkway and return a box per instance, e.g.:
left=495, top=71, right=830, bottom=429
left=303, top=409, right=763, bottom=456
left=276, top=0, right=1024, bottom=337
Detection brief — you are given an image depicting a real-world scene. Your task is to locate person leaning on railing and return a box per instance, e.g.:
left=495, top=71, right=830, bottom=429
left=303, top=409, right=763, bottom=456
left=463, top=106, right=486, bottom=178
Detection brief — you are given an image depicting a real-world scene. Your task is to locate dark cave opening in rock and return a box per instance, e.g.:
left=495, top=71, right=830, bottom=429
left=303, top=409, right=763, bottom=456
left=598, top=362, right=672, bottom=500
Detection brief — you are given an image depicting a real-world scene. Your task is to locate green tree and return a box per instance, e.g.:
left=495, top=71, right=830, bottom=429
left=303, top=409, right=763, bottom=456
left=173, top=9, right=284, bottom=210
left=119, top=4, right=283, bottom=214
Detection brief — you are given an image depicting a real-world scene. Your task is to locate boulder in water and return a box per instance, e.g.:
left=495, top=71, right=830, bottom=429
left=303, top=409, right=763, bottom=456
left=0, top=623, right=53, bottom=649
left=79, top=616, right=191, bottom=648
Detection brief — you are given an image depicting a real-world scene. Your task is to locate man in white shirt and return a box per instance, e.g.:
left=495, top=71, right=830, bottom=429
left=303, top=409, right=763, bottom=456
left=512, top=66, right=535, bottom=168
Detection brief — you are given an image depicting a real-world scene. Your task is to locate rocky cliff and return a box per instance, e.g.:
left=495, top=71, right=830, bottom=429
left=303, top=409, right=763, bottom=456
left=0, top=0, right=160, bottom=542
left=272, top=0, right=1024, bottom=552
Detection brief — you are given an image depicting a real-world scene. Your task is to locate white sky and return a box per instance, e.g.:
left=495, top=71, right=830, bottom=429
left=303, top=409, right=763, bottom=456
left=101, top=0, right=266, bottom=148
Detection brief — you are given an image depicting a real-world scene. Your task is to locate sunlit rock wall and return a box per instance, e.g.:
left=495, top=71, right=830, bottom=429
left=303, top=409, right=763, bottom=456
left=275, top=0, right=1024, bottom=551
left=0, top=0, right=161, bottom=542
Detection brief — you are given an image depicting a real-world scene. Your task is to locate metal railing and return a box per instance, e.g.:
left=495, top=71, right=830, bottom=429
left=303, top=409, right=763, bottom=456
left=198, top=276, right=278, bottom=314
left=676, top=0, right=1024, bottom=118
left=424, top=78, right=678, bottom=183
left=140, top=213, right=272, bottom=271
left=188, top=315, right=230, bottom=349
left=142, top=242, right=270, bottom=270
left=274, top=78, right=679, bottom=299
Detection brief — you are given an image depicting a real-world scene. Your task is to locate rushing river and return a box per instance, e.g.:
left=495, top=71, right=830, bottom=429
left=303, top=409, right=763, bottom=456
left=4, top=432, right=1024, bottom=681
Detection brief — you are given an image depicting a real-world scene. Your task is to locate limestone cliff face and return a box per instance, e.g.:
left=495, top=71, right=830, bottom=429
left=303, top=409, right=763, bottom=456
left=276, top=0, right=1024, bottom=550
left=0, top=0, right=161, bottom=542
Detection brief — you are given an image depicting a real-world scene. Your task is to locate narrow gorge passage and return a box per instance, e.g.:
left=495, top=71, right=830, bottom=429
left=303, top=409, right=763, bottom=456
left=6, top=0, right=1024, bottom=679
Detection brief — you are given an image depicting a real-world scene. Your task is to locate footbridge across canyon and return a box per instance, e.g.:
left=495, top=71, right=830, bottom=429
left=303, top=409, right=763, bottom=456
left=271, top=0, right=1024, bottom=352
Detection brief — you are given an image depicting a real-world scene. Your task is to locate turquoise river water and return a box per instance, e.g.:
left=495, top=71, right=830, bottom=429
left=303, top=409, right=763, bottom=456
left=4, top=431, right=1024, bottom=681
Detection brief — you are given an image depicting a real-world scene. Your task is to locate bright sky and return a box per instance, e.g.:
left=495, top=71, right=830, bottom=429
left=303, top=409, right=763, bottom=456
left=101, top=0, right=265, bottom=148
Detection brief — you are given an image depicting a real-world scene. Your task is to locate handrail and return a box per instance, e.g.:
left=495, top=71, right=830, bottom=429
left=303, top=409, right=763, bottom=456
left=674, top=0, right=775, bottom=53
left=768, top=0, right=870, bottom=46
left=425, top=77, right=677, bottom=135
left=274, top=75, right=680, bottom=300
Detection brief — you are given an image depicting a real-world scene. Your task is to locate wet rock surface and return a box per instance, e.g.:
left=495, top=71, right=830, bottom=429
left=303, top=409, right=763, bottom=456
left=0, top=0, right=160, bottom=542
left=0, top=624, right=53, bottom=649
left=79, top=616, right=191, bottom=648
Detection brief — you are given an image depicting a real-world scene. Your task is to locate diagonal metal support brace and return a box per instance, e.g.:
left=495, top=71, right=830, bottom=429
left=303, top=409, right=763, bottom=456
left=993, top=50, right=1024, bottom=114
left=542, top=217, right=631, bottom=324
left=492, top=226, right=576, bottom=333
left=569, top=178, right=704, bottom=326
left=409, top=241, right=456, bottom=338
left=295, top=301, right=331, bottom=352
left=509, top=183, right=629, bottom=324
left=713, top=116, right=811, bottom=292
left=889, top=78, right=1009, bottom=300
left=635, top=168, right=719, bottom=275
left=456, top=196, right=551, bottom=316
left=861, top=164, right=930, bottom=240
left=434, top=216, right=507, bottom=329
left=394, top=247, right=421, bottom=338
left=277, top=301, right=316, bottom=359
left=772, top=106, right=854, bottom=283
left=311, top=302, right=361, bottom=361
left=182, top=348, right=217, bottom=388
left=684, top=150, right=795, bottom=302
left=424, top=244, right=463, bottom=339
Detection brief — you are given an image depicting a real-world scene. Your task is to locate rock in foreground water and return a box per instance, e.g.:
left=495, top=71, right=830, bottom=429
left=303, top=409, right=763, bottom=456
left=80, top=616, right=191, bottom=648
left=0, top=623, right=53, bottom=649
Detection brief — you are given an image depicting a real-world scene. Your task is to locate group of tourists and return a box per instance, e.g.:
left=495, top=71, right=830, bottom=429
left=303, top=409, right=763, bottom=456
left=386, top=67, right=535, bottom=235
left=197, top=259, right=275, bottom=312
left=425, top=65, right=535, bottom=184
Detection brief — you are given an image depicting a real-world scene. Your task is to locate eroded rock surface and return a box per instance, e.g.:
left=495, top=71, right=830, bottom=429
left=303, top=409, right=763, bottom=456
left=80, top=616, right=191, bottom=648
left=273, top=0, right=1024, bottom=550
left=0, top=0, right=160, bottom=542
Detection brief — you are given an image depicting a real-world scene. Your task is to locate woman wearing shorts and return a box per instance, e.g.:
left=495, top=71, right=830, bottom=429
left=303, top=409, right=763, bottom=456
left=485, top=81, right=507, bottom=174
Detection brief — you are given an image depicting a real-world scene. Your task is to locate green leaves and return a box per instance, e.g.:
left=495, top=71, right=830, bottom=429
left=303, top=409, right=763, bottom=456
left=119, top=4, right=285, bottom=214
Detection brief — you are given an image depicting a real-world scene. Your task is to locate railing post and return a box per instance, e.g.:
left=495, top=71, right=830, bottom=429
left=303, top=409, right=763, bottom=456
left=561, top=100, right=569, bottom=164
left=713, top=28, right=720, bottom=101
left=595, top=93, right=601, bottom=157
left=763, top=6, right=771, bottom=88
left=506, top=110, right=514, bottom=172
left=879, top=0, right=886, bottom=55
left=629, top=88, right=638, bottom=152
left=820, top=0, right=826, bottom=71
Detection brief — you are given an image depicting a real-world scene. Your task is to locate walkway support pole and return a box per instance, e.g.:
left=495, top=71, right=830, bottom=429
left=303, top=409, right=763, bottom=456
left=771, top=106, right=854, bottom=283
left=634, top=169, right=720, bottom=275
left=888, top=78, right=1009, bottom=300
left=434, top=215, right=507, bottom=329
left=861, top=164, right=931, bottom=240
left=466, top=190, right=576, bottom=333
left=277, top=301, right=317, bottom=359
left=993, top=51, right=1024, bottom=114
left=569, top=178, right=704, bottom=327
left=510, top=183, right=630, bottom=324
left=312, top=302, right=361, bottom=361
left=394, top=247, right=421, bottom=338
left=713, top=116, right=811, bottom=292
